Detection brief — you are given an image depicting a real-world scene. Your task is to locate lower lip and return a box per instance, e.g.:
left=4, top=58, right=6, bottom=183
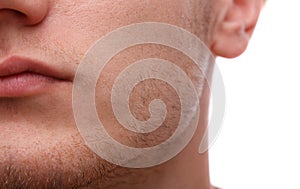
left=0, top=72, right=62, bottom=97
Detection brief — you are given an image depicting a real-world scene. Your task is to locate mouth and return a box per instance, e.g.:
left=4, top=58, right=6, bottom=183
left=0, top=56, right=72, bottom=97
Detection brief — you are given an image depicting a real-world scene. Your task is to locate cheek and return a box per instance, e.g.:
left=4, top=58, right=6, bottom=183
left=41, top=0, right=196, bottom=56
left=92, top=43, right=204, bottom=148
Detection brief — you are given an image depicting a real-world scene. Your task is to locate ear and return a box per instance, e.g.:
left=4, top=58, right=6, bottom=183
left=210, top=0, right=264, bottom=58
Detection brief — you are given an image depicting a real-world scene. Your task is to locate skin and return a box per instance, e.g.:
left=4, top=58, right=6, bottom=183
left=0, top=0, right=264, bottom=188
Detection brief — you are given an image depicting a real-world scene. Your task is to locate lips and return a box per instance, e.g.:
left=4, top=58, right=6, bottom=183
left=0, top=56, right=71, bottom=97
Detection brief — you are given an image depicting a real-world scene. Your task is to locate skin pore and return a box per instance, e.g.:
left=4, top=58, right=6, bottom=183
left=0, top=0, right=263, bottom=188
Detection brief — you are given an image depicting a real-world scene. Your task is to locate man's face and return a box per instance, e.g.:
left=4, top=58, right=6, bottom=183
left=0, top=0, right=211, bottom=188
left=0, top=0, right=264, bottom=188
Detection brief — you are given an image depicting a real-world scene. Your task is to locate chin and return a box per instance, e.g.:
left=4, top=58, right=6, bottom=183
left=0, top=126, right=134, bottom=189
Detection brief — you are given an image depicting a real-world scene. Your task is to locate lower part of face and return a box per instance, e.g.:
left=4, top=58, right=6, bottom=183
left=0, top=0, right=210, bottom=188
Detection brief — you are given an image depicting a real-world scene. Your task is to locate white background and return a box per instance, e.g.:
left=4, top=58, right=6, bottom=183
left=210, top=0, right=300, bottom=188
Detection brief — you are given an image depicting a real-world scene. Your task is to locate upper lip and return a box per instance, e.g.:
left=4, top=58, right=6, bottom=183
left=0, top=56, right=72, bottom=80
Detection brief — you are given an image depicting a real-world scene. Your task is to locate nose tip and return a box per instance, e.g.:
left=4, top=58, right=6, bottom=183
left=0, top=0, right=49, bottom=25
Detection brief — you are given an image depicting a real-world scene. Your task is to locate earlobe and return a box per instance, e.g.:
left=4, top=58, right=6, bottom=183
left=210, top=0, right=264, bottom=58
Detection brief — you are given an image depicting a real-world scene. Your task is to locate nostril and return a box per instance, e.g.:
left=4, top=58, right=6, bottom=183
left=0, top=8, right=27, bottom=24
left=0, top=1, right=49, bottom=26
